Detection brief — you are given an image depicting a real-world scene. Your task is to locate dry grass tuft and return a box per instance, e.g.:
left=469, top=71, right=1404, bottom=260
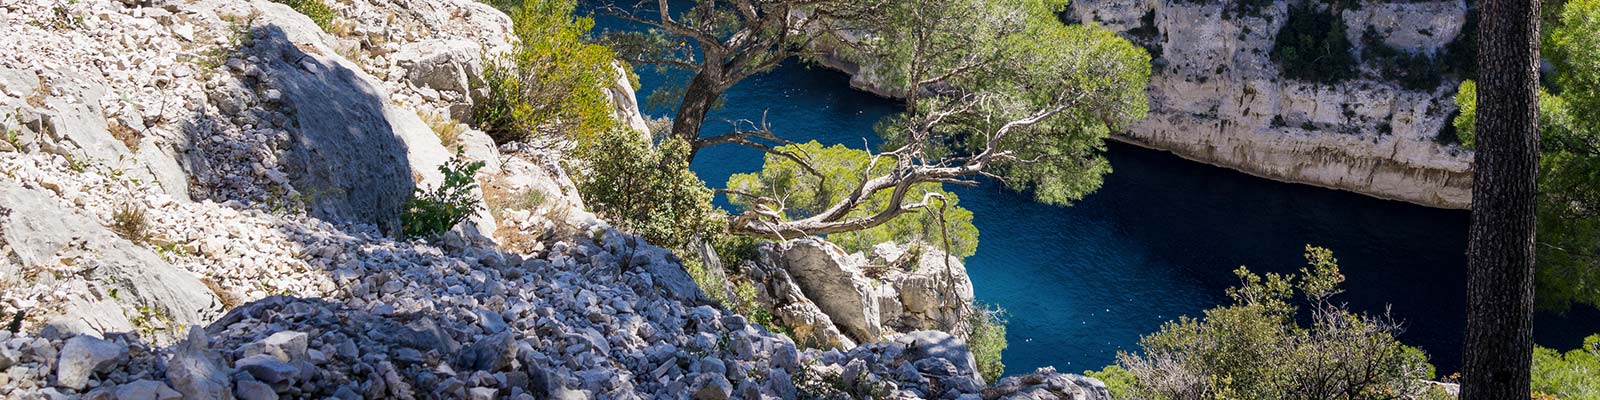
left=110, top=203, right=150, bottom=244
left=482, top=175, right=557, bottom=254
left=421, top=111, right=465, bottom=149
left=108, top=122, right=141, bottom=152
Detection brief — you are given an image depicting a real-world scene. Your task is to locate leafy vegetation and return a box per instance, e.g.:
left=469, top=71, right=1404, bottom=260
left=572, top=128, right=721, bottom=250
left=1448, top=0, right=1600, bottom=312
left=477, top=0, right=619, bottom=144
left=968, top=304, right=1009, bottom=383
left=1361, top=28, right=1449, bottom=91
left=1533, top=334, right=1600, bottom=399
left=400, top=151, right=486, bottom=238
left=1272, top=3, right=1357, bottom=84
left=726, top=141, right=979, bottom=258
left=271, top=0, right=338, bottom=33
left=1100, top=246, right=1440, bottom=400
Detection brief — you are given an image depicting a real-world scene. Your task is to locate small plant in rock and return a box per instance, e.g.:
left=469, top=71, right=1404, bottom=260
left=271, top=0, right=338, bottom=33
left=128, top=304, right=173, bottom=340
left=400, top=150, right=486, bottom=238
left=421, top=111, right=465, bottom=148
left=111, top=202, right=150, bottom=244
left=969, top=303, right=1009, bottom=383
left=2, top=128, right=20, bottom=152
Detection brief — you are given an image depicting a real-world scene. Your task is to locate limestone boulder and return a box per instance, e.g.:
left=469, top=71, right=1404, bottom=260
left=762, top=238, right=882, bottom=342
left=394, top=39, right=483, bottom=120
left=0, top=180, right=221, bottom=338
left=757, top=239, right=975, bottom=346
left=55, top=335, right=129, bottom=390
left=239, top=6, right=456, bottom=234
left=604, top=62, right=651, bottom=136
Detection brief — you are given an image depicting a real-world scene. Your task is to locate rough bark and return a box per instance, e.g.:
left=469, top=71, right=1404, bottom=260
left=1461, top=0, right=1541, bottom=396
left=672, top=69, right=723, bottom=155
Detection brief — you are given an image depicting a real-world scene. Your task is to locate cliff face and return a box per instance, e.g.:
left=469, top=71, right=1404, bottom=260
left=822, top=0, right=1476, bottom=209
left=1072, top=0, right=1475, bottom=209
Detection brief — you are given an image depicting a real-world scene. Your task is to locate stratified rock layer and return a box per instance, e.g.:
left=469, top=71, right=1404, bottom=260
left=1070, top=0, right=1474, bottom=209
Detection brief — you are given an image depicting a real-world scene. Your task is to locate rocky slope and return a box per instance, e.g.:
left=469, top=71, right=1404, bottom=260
left=0, top=0, right=1106, bottom=398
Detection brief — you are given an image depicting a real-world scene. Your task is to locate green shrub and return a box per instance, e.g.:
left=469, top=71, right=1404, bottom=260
left=1361, top=28, right=1450, bottom=91
left=475, top=0, right=619, bottom=144
left=1272, top=4, right=1357, bottom=84
left=1085, top=365, right=1137, bottom=400
left=271, top=0, right=337, bottom=33
left=725, top=141, right=980, bottom=258
left=1109, top=246, right=1438, bottom=400
left=969, top=304, right=1009, bottom=383
left=1533, top=334, right=1600, bottom=399
left=573, top=128, right=722, bottom=249
left=401, top=151, right=486, bottom=238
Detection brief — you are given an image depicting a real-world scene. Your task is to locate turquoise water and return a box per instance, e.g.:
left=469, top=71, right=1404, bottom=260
left=627, top=61, right=1600, bottom=375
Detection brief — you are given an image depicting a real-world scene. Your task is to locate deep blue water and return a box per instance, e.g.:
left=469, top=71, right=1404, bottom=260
left=626, top=61, right=1600, bottom=376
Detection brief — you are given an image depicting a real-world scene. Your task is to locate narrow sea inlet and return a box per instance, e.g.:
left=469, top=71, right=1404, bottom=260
left=642, top=61, right=1600, bottom=376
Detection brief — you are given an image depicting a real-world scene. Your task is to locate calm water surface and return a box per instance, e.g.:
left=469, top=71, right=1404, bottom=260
left=624, top=59, right=1600, bottom=375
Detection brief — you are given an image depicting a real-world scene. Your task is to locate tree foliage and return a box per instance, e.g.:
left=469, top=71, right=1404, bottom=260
left=724, top=0, right=1149, bottom=239
left=1272, top=3, right=1357, bottom=84
left=1532, top=334, right=1600, bottom=399
left=1449, top=0, right=1600, bottom=311
left=594, top=0, right=881, bottom=148
left=573, top=128, right=722, bottom=250
left=1105, top=246, right=1440, bottom=400
left=477, top=0, right=620, bottom=144
left=726, top=141, right=979, bottom=257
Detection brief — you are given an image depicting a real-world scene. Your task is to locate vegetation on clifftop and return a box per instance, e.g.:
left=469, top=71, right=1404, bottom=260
left=477, top=0, right=618, bottom=144
left=1089, top=246, right=1448, bottom=400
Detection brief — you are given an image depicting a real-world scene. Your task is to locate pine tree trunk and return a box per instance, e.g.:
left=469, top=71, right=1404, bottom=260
left=671, top=69, right=724, bottom=157
left=1461, top=0, right=1541, bottom=396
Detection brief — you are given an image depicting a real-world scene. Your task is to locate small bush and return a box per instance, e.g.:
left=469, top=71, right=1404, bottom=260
left=401, top=151, right=486, bottom=238
left=271, top=0, right=337, bottom=33
left=1085, top=365, right=1138, bottom=400
left=475, top=0, right=619, bottom=144
left=573, top=128, right=722, bottom=249
left=1272, top=4, right=1357, bottom=84
left=111, top=203, right=150, bottom=244
left=1533, top=334, right=1600, bottom=399
left=1361, top=27, right=1449, bottom=91
left=969, top=304, right=1009, bottom=383
left=1109, top=246, right=1438, bottom=400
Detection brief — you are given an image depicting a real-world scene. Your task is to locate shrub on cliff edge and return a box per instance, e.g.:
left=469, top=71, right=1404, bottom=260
left=969, top=303, right=1009, bottom=383
left=271, top=0, right=338, bottom=33
left=1533, top=334, right=1600, bottom=399
left=475, top=0, right=618, bottom=144
left=1101, top=246, right=1441, bottom=400
left=572, top=128, right=722, bottom=250
left=1272, top=4, right=1356, bottom=84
